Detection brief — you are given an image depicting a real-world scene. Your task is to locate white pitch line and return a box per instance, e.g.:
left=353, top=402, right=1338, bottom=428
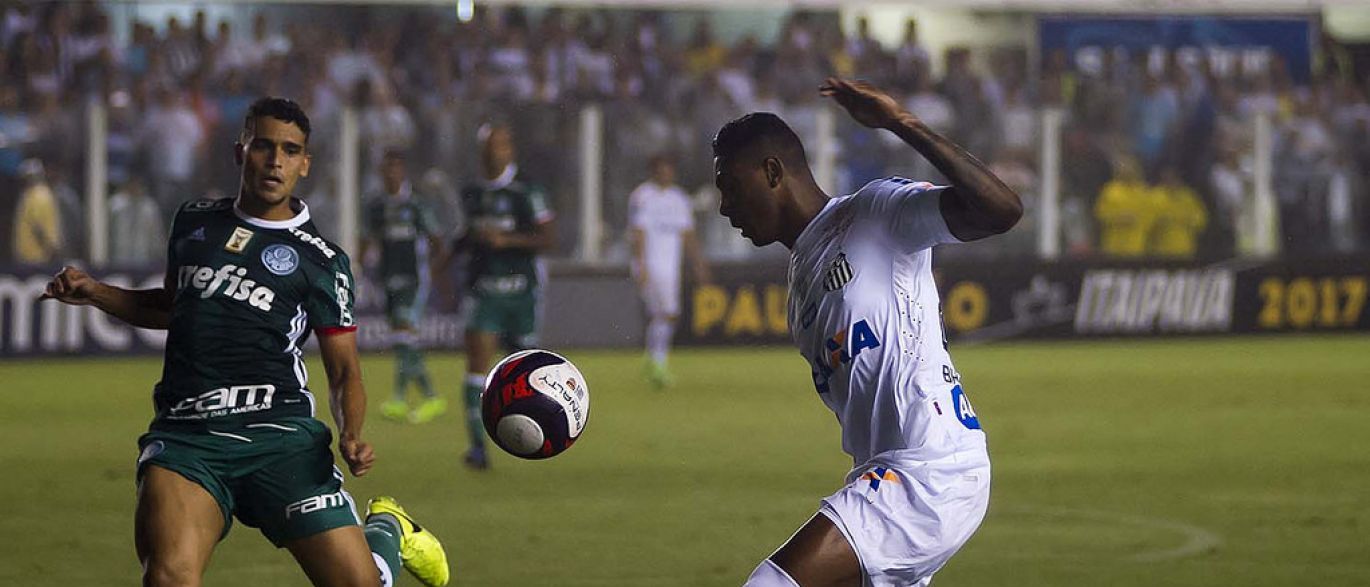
left=1002, top=505, right=1223, bottom=562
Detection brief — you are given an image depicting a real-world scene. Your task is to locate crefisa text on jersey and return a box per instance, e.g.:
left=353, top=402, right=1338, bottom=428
left=178, top=264, right=278, bottom=311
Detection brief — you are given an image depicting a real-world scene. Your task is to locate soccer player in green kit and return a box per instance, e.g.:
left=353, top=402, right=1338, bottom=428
left=456, top=123, right=556, bottom=470
left=362, top=149, right=447, bottom=424
left=40, top=98, right=449, bottom=587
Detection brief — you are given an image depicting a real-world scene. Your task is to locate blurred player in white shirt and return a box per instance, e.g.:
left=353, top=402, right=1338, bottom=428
left=716, top=78, right=1022, bottom=587
left=628, top=155, right=711, bottom=388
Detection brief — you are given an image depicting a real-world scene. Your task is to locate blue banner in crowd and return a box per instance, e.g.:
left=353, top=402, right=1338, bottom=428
left=1038, top=16, right=1314, bottom=82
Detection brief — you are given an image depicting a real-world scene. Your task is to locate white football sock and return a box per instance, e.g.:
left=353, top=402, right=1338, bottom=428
left=372, top=552, right=394, bottom=587
left=743, top=559, right=800, bottom=587
left=646, top=317, right=673, bottom=365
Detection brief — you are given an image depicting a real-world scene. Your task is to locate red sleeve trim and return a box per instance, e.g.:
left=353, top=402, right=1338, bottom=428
left=315, top=325, right=358, bottom=337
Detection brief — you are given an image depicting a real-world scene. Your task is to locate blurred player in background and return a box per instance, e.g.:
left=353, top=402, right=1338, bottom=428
left=362, top=149, right=447, bottom=424
left=40, top=98, right=449, bottom=587
left=628, top=154, right=710, bottom=388
left=456, top=123, right=556, bottom=470
left=714, top=78, right=1021, bottom=587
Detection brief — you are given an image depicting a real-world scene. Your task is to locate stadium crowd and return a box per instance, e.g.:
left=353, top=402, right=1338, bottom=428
left=3, top=2, right=1368, bottom=266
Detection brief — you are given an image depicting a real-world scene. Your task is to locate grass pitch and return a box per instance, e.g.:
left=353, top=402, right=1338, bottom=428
left=2, top=335, right=1368, bottom=586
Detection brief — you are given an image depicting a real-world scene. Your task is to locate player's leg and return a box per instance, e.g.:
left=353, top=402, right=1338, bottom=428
left=744, top=513, right=863, bottom=587
left=462, top=294, right=500, bottom=468
left=642, top=274, right=680, bottom=388
left=134, top=465, right=226, bottom=587
left=408, top=281, right=445, bottom=423
left=286, top=526, right=387, bottom=587
left=380, top=288, right=411, bottom=422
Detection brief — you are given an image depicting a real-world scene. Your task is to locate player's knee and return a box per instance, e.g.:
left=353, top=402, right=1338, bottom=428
left=743, top=559, right=800, bottom=587
left=142, top=558, right=202, bottom=587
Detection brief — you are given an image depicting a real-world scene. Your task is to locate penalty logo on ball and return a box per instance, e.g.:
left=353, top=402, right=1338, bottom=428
left=480, top=350, right=590, bottom=460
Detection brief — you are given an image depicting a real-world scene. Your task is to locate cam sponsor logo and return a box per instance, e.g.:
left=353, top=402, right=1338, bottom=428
left=285, top=491, right=348, bottom=519
left=167, top=384, right=276, bottom=419
left=810, top=319, right=881, bottom=394
left=178, top=264, right=277, bottom=312
left=287, top=227, right=337, bottom=259
left=1074, top=269, right=1233, bottom=334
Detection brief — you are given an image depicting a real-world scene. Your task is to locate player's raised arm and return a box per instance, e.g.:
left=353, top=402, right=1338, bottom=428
left=39, top=266, right=174, bottom=329
left=318, top=329, right=375, bottom=477
left=820, top=77, right=1023, bottom=241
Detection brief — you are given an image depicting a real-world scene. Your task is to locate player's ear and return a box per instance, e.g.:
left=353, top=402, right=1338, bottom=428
left=300, top=152, right=311, bottom=179
left=763, top=157, right=783, bottom=189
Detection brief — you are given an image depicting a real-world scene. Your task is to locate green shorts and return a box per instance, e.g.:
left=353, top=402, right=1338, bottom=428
left=386, top=283, right=429, bottom=329
left=464, top=291, right=538, bottom=349
left=135, top=418, right=359, bottom=547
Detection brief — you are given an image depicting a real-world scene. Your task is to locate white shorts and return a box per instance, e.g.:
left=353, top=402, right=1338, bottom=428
left=639, top=275, right=681, bottom=318
left=819, top=457, right=990, bottom=587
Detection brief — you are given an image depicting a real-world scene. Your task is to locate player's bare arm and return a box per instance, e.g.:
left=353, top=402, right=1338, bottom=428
left=319, top=330, right=375, bottom=477
left=683, top=229, right=711, bottom=284
left=40, top=266, right=174, bottom=329
left=820, top=77, right=1023, bottom=241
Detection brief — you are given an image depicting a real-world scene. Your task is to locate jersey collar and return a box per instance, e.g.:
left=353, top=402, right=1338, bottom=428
left=233, top=198, right=312, bottom=230
left=483, top=164, right=517, bottom=190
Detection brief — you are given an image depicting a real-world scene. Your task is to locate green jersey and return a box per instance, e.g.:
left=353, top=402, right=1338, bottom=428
left=153, top=198, right=356, bottom=430
left=365, top=184, right=440, bottom=289
left=461, top=165, right=553, bottom=296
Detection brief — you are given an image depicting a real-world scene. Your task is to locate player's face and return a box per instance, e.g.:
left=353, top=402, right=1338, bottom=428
left=652, top=160, right=676, bottom=185
left=382, top=157, right=406, bottom=194
left=715, top=155, right=781, bottom=246
left=483, top=128, right=516, bottom=174
left=237, top=117, right=310, bottom=206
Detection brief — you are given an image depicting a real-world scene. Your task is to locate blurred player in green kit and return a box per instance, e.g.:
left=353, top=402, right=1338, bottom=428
left=362, top=149, right=448, bottom=424
left=456, top=123, right=556, bottom=469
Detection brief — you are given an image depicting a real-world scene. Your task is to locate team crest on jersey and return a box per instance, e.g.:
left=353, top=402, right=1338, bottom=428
left=225, top=227, right=254, bottom=253
left=824, top=253, right=854, bottom=292
left=261, top=244, right=300, bottom=276
left=189, top=227, right=206, bottom=241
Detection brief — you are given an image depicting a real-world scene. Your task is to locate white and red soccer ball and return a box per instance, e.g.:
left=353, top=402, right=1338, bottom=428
left=481, top=350, right=590, bottom=459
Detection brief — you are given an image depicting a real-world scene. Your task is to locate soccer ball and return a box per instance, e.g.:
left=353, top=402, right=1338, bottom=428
left=480, top=350, right=590, bottom=459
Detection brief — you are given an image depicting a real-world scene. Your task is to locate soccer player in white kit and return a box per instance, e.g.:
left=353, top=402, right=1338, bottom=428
left=628, top=155, right=711, bottom=387
left=717, top=78, right=1023, bottom=587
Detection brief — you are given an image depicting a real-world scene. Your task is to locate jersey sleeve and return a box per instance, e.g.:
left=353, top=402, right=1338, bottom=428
left=627, top=186, right=648, bottom=230
left=524, top=186, right=554, bottom=225
left=417, top=200, right=442, bottom=238
left=857, top=177, right=959, bottom=253
left=306, top=252, right=358, bottom=335
left=674, top=190, right=696, bottom=232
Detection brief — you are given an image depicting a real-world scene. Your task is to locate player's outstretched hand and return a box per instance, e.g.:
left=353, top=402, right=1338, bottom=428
left=39, top=266, right=99, bottom=306
left=339, top=436, right=375, bottom=477
left=819, top=77, right=914, bottom=130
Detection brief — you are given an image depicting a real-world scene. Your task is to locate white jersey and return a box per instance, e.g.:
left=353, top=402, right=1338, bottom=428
left=787, top=178, right=988, bottom=481
left=628, top=181, right=694, bottom=282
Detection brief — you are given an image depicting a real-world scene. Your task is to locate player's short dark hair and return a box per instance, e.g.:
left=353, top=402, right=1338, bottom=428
left=712, top=112, right=810, bottom=170
left=383, top=147, right=407, bottom=162
left=244, top=97, right=311, bottom=142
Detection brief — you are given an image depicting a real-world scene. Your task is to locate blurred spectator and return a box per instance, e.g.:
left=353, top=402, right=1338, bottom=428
left=1149, top=166, right=1208, bottom=259
left=1095, top=157, right=1155, bottom=258
left=143, top=88, right=205, bottom=218
left=13, top=158, right=62, bottom=265
left=108, top=177, right=164, bottom=266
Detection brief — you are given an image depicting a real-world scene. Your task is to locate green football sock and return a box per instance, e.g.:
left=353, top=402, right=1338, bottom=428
left=364, top=514, right=403, bottom=586
left=393, top=343, right=415, bottom=402
left=464, top=375, right=486, bottom=450
left=413, top=352, right=435, bottom=398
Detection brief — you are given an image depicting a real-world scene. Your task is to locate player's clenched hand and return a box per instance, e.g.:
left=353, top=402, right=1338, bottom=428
left=339, top=436, right=375, bottom=477
left=39, top=266, right=100, bottom=306
left=820, top=77, right=915, bottom=130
